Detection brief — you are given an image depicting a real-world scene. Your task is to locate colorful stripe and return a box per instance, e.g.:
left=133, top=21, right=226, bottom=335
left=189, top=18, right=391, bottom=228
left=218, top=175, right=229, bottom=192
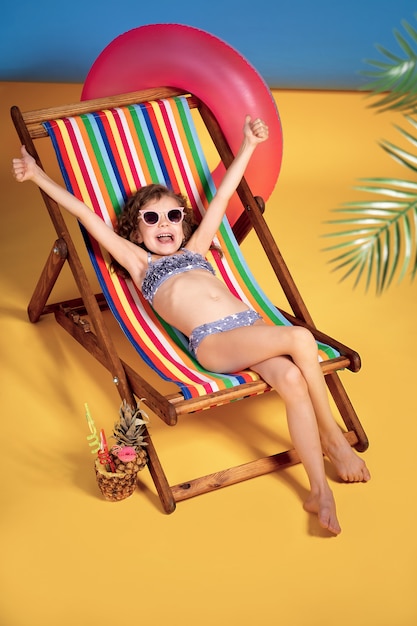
left=43, top=96, right=339, bottom=399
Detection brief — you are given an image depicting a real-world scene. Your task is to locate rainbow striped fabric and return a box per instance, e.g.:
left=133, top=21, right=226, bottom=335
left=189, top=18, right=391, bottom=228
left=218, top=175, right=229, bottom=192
left=44, top=96, right=339, bottom=399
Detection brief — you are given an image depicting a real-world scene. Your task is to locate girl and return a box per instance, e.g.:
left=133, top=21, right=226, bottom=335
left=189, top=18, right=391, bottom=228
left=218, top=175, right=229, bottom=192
left=12, top=115, right=370, bottom=534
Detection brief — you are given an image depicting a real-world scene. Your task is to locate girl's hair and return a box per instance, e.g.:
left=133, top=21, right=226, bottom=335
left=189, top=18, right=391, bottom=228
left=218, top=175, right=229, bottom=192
left=111, top=184, right=197, bottom=277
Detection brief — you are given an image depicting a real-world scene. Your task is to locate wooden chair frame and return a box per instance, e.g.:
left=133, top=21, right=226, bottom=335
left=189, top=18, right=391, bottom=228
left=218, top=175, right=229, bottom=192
left=11, top=87, right=368, bottom=513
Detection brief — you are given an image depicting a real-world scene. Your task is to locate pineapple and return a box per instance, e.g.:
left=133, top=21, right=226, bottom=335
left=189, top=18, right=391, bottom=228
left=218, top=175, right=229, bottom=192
left=110, top=400, right=149, bottom=474
left=95, top=459, right=138, bottom=501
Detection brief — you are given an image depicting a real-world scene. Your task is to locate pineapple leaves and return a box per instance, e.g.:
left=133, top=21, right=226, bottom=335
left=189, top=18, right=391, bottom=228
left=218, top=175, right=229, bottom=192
left=112, top=400, right=149, bottom=449
left=360, top=15, right=417, bottom=114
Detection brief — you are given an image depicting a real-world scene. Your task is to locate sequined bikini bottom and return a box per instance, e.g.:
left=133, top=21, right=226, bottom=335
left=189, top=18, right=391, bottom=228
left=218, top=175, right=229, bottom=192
left=188, top=309, right=262, bottom=357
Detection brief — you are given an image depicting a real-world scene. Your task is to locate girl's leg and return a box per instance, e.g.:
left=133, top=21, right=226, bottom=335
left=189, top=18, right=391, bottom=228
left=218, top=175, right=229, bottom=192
left=197, top=323, right=370, bottom=482
left=267, top=328, right=371, bottom=483
left=251, top=355, right=341, bottom=534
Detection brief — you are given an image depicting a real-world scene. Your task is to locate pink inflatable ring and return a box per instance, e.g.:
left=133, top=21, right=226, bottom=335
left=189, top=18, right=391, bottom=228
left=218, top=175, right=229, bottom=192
left=82, top=24, right=283, bottom=225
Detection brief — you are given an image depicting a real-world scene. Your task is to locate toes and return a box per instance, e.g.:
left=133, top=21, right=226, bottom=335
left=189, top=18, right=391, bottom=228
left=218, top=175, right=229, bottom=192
left=339, top=460, right=371, bottom=483
left=363, top=467, right=371, bottom=482
left=318, top=509, right=341, bottom=535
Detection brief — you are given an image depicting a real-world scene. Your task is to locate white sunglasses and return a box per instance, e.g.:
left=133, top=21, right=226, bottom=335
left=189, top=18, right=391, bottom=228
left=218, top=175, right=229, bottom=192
left=138, top=207, right=185, bottom=226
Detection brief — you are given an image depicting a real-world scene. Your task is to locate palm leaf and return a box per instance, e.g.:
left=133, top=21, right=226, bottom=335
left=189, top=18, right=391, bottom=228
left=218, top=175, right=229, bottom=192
left=360, top=16, right=417, bottom=114
left=324, top=113, right=417, bottom=293
left=323, top=16, right=417, bottom=293
left=323, top=189, right=417, bottom=293
left=323, top=189, right=417, bottom=294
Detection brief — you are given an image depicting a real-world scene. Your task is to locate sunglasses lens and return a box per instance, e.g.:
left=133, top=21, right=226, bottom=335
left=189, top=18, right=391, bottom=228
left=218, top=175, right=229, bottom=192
left=167, top=209, right=183, bottom=223
left=142, top=211, right=159, bottom=225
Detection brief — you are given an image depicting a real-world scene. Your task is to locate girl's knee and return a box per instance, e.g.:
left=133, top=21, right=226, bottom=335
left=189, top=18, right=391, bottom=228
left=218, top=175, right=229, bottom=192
left=278, top=362, right=308, bottom=400
left=290, top=326, right=317, bottom=359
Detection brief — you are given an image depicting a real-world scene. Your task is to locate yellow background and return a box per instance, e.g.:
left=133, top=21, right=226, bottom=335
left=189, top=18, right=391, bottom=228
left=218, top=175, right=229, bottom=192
left=1, top=82, right=416, bottom=625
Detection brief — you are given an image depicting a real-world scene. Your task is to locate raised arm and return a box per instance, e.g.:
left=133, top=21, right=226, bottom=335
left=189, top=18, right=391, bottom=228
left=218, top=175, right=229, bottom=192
left=12, top=146, right=145, bottom=275
left=187, top=116, right=269, bottom=253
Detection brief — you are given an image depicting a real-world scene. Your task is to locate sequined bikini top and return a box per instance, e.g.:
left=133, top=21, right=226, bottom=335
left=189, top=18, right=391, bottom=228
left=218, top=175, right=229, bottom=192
left=141, top=249, right=216, bottom=306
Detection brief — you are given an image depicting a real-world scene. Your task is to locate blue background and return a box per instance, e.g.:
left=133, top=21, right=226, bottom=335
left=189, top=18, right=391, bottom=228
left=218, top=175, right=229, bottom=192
left=1, top=1, right=415, bottom=88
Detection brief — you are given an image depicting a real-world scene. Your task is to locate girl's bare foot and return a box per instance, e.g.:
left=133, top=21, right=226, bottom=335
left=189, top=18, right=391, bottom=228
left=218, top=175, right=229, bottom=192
left=304, top=488, right=341, bottom=535
left=322, top=432, right=371, bottom=483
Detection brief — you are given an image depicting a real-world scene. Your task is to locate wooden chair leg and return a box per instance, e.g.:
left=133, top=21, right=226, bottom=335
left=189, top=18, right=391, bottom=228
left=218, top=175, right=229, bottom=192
left=28, top=238, right=67, bottom=322
left=54, top=308, right=176, bottom=514
left=144, top=432, right=176, bottom=514
left=326, top=372, right=369, bottom=452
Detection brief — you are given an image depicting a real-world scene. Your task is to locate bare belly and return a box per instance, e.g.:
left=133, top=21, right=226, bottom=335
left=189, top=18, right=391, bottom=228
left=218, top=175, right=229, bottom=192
left=152, top=270, right=250, bottom=336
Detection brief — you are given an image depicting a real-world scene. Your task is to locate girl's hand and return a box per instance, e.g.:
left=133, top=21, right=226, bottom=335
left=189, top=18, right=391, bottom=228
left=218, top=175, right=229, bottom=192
left=244, top=115, right=269, bottom=145
left=12, top=145, right=37, bottom=183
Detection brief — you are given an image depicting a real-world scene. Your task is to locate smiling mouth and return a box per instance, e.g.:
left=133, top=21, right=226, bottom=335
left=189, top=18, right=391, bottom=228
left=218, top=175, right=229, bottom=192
left=157, top=233, right=174, bottom=241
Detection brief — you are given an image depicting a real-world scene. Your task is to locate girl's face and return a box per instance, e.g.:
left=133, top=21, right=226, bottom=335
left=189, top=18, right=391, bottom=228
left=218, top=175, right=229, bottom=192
left=134, top=196, right=185, bottom=255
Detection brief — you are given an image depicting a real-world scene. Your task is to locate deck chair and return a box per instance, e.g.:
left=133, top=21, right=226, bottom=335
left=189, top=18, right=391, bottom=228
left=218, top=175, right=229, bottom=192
left=11, top=87, right=368, bottom=513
